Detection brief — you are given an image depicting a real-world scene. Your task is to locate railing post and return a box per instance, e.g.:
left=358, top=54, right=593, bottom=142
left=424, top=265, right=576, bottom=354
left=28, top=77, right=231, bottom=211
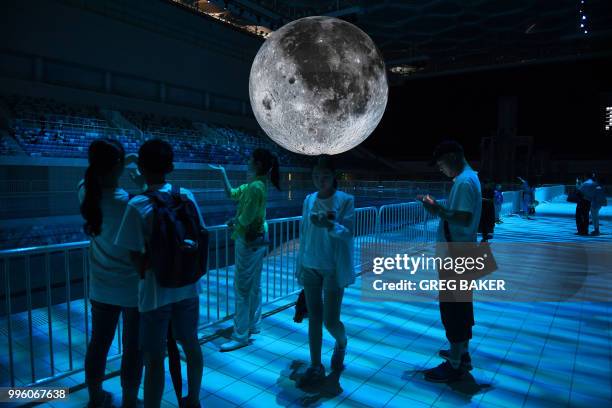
left=4, top=258, right=15, bottom=387
left=25, top=257, right=35, bottom=383
left=46, top=253, right=55, bottom=377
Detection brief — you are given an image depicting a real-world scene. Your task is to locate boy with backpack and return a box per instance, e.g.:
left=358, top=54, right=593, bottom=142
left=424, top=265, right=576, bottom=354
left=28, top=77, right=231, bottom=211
left=115, top=140, right=206, bottom=408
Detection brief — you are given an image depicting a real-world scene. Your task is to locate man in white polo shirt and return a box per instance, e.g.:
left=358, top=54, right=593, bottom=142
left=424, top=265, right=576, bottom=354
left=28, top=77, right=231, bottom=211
left=421, top=140, right=482, bottom=382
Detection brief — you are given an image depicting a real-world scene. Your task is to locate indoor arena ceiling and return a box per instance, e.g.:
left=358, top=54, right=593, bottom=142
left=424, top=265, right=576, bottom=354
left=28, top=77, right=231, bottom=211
left=214, top=0, right=612, bottom=78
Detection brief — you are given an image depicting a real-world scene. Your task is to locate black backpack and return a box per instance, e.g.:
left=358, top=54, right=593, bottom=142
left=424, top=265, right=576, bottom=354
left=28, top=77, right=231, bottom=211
left=143, top=185, right=209, bottom=288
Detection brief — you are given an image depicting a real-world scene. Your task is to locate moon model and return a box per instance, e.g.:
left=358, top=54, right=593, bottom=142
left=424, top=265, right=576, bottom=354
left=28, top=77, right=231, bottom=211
left=249, top=16, right=388, bottom=155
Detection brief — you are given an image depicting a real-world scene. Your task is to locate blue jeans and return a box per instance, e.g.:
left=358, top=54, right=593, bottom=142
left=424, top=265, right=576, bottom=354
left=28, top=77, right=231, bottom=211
left=85, top=300, right=143, bottom=391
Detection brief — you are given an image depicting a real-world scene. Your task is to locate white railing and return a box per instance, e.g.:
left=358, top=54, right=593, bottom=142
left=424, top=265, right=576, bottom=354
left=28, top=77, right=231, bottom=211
left=0, top=180, right=452, bottom=195
left=535, top=185, right=566, bottom=203
left=0, top=207, right=376, bottom=388
left=501, top=190, right=521, bottom=216
left=0, top=185, right=566, bottom=388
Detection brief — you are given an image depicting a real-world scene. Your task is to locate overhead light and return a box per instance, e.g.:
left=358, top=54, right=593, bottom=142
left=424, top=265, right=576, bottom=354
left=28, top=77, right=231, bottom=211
left=390, top=65, right=424, bottom=75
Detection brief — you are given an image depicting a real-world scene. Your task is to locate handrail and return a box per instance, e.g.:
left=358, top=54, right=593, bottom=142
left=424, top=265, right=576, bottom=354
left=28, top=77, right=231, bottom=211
left=0, top=188, right=567, bottom=388
left=0, top=210, right=378, bottom=257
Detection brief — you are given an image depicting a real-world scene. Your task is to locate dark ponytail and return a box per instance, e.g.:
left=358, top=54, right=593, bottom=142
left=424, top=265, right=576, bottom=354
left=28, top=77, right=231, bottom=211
left=253, top=148, right=281, bottom=191
left=81, top=139, right=125, bottom=236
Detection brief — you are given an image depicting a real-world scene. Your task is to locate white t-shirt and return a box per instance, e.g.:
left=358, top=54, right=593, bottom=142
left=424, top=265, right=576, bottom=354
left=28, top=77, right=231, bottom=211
left=78, top=182, right=139, bottom=307
left=114, top=183, right=204, bottom=313
left=579, top=179, right=597, bottom=202
left=302, top=193, right=336, bottom=270
left=436, top=166, right=482, bottom=243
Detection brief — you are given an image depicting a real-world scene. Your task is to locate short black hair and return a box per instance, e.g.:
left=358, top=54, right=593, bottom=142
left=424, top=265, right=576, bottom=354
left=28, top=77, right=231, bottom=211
left=138, top=139, right=174, bottom=174
left=313, top=155, right=338, bottom=189
left=429, top=140, right=464, bottom=166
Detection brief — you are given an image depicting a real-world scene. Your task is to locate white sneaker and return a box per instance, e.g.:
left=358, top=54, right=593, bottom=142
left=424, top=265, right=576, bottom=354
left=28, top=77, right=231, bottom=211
left=219, top=340, right=248, bottom=352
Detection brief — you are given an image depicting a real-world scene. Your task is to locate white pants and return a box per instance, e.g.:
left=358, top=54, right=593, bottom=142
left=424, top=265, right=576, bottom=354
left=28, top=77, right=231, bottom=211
left=232, top=238, right=266, bottom=343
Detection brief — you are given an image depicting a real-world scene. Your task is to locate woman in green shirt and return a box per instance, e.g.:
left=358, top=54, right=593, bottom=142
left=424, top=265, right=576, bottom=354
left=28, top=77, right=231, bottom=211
left=209, top=148, right=280, bottom=351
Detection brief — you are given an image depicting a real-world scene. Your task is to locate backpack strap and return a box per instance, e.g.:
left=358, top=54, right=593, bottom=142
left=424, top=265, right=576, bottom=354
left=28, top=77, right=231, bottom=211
left=170, top=184, right=187, bottom=205
left=135, top=189, right=169, bottom=280
left=143, top=189, right=172, bottom=207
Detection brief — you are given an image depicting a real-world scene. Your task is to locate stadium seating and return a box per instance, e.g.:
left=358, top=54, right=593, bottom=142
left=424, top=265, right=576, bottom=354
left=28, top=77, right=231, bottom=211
left=0, top=223, right=85, bottom=250
left=1, top=95, right=309, bottom=167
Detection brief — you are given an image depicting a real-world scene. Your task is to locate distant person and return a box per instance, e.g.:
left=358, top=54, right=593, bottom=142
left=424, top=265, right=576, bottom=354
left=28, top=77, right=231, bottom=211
left=494, top=184, right=504, bottom=224
left=518, top=176, right=535, bottom=218
left=79, top=139, right=143, bottom=408
left=208, top=148, right=280, bottom=352
left=591, top=177, right=606, bottom=236
left=420, top=141, right=482, bottom=382
left=115, top=140, right=205, bottom=408
left=582, top=173, right=606, bottom=236
left=295, top=156, right=354, bottom=387
left=479, top=181, right=495, bottom=242
left=575, top=174, right=593, bottom=236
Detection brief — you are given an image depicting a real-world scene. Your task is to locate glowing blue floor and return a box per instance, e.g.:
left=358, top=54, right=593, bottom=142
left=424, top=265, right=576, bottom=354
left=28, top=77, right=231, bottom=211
left=6, top=200, right=612, bottom=407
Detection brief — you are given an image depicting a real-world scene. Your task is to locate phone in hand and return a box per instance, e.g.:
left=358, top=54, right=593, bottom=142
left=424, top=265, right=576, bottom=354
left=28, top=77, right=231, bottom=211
left=417, top=194, right=435, bottom=205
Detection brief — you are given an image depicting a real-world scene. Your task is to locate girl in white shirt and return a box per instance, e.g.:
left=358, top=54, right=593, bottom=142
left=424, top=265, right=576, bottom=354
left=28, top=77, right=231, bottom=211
left=79, top=139, right=143, bottom=408
left=296, top=156, right=355, bottom=386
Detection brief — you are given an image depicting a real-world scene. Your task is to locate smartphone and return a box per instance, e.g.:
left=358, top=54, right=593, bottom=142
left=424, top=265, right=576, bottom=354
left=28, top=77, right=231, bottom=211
left=326, top=210, right=337, bottom=221
left=417, top=194, right=434, bottom=204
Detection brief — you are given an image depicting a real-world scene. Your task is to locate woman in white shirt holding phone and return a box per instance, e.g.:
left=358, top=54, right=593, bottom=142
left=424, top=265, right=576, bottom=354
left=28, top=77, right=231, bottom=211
left=296, top=156, right=355, bottom=386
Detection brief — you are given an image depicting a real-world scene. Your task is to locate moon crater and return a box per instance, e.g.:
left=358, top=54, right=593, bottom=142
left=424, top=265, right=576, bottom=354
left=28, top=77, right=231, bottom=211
left=249, top=16, right=388, bottom=155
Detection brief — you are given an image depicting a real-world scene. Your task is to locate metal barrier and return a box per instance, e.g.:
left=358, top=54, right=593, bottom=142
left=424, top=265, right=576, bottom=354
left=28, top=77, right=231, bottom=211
left=377, top=200, right=446, bottom=258
left=0, top=207, right=377, bottom=388
left=535, top=185, right=566, bottom=203
left=500, top=185, right=568, bottom=217
left=501, top=191, right=521, bottom=216
left=1, top=241, right=90, bottom=387
left=1, top=186, right=567, bottom=388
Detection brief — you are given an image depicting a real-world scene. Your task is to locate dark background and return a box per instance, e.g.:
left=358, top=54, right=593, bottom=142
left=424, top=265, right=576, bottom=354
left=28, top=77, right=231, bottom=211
left=364, top=56, right=612, bottom=161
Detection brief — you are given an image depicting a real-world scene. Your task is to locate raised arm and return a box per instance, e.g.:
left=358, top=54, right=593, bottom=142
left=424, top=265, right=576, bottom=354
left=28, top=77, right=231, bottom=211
left=208, top=164, right=233, bottom=198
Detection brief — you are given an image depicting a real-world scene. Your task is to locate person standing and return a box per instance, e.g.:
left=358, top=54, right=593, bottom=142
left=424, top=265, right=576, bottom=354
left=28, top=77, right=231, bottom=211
left=582, top=173, right=606, bottom=236
left=518, top=176, right=535, bottom=219
left=576, top=174, right=594, bottom=236
left=494, top=184, right=504, bottom=224
left=479, top=181, right=495, bottom=242
left=209, top=148, right=280, bottom=352
left=420, top=141, right=482, bottom=382
left=79, top=139, right=143, bottom=408
left=115, top=140, right=204, bottom=408
left=296, top=156, right=355, bottom=386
